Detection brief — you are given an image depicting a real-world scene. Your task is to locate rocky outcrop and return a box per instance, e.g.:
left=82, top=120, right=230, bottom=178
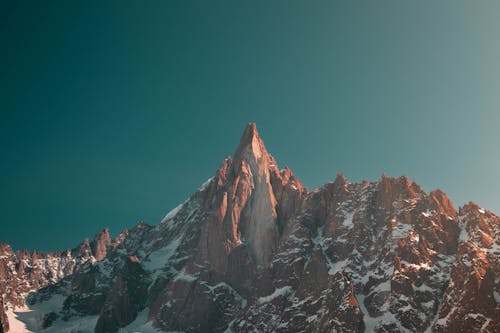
left=91, top=228, right=111, bottom=261
left=0, top=229, right=110, bottom=331
left=0, top=123, right=498, bottom=332
left=94, top=255, right=150, bottom=332
left=433, top=203, right=499, bottom=332
left=197, top=123, right=304, bottom=272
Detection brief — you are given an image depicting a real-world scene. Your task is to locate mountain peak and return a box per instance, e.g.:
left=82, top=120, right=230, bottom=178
left=238, top=122, right=259, bottom=146
left=233, top=123, right=270, bottom=164
left=1, top=123, right=499, bottom=333
left=243, top=122, right=258, bottom=137
left=202, top=123, right=280, bottom=267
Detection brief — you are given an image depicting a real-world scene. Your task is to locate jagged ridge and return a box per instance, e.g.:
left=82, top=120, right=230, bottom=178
left=0, top=123, right=498, bottom=333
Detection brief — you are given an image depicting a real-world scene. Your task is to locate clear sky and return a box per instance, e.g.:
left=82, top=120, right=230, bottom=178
left=1, top=1, right=499, bottom=251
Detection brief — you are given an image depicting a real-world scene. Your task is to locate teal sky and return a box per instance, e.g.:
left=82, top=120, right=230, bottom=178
left=1, top=1, right=499, bottom=251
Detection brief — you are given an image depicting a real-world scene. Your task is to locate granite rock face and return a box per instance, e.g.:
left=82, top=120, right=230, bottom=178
left=433, top=203, right=500, bottom=332
left=0, top=123, right=498, bottom=333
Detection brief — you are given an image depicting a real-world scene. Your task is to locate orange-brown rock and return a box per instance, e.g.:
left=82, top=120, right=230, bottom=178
left=0, top=123, right=498, bottom=333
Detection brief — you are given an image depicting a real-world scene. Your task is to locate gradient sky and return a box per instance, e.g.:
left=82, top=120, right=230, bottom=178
left=1, top=1, right=499, bottom=251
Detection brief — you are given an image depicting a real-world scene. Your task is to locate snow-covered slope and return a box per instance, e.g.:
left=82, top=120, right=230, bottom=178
left=0, top=123, right=498, bottom=333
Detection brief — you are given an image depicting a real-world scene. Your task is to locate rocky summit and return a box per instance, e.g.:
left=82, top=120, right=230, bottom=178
left=0, top=123, right=498, bottom=333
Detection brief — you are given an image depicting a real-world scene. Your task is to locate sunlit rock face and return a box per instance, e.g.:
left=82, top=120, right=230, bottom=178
left=433, top=203, right=500, bottom=333
left=0, top=123, right=498, bottom=333
left=91, top=228, right=111, bottom=261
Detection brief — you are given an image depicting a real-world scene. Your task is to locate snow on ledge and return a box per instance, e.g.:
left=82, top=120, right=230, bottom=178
left=257, top=286, right=294, bottom=304
left=161, top=203, right=184, bottom=223
left=198, top=177, right=214, bottom=191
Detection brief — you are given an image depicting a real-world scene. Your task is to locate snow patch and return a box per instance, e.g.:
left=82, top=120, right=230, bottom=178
left=342, top=211, right=355, bottom=229
left=173, top=269, right=198, bottom=282
left=6, top=294, right=99, bottom=333
left=198, top=177, right=214, bottom=191
left=422, top=210, right=433, bottom=218
left=400, top=260, right=431, bottom=271
left=258, top=286, right=293, bottom=304
left=144, top=236, right=183, bottom=280
left=392, top=222, right=411, bottom=239
left=493, top=290, right=500, bottom=303
left=161, top=204, right=184, bottom=223
left=118, top=309, right=163, bottom=333
left=203, top=282, right=247, bottom=308
left=312, top=227, right=346, bottom=275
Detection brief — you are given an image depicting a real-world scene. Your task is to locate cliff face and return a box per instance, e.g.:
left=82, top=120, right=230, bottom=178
left=433, top=203, right=500, bottom=332
left=0, top=123, right=498, bottom=333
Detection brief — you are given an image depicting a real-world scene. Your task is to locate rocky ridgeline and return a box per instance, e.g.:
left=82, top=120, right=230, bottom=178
left=0, top=229, right=111, bottom=332
left=0, top=123, right=498, bottom=333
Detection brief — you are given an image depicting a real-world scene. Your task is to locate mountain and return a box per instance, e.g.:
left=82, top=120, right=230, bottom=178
left=0, top=229, right=111, bottom=332
left=0, top=123, right=498, bottom=333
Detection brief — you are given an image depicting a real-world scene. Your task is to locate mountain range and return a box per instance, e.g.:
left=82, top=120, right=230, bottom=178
left=0, top=123, right=498, bottom=332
